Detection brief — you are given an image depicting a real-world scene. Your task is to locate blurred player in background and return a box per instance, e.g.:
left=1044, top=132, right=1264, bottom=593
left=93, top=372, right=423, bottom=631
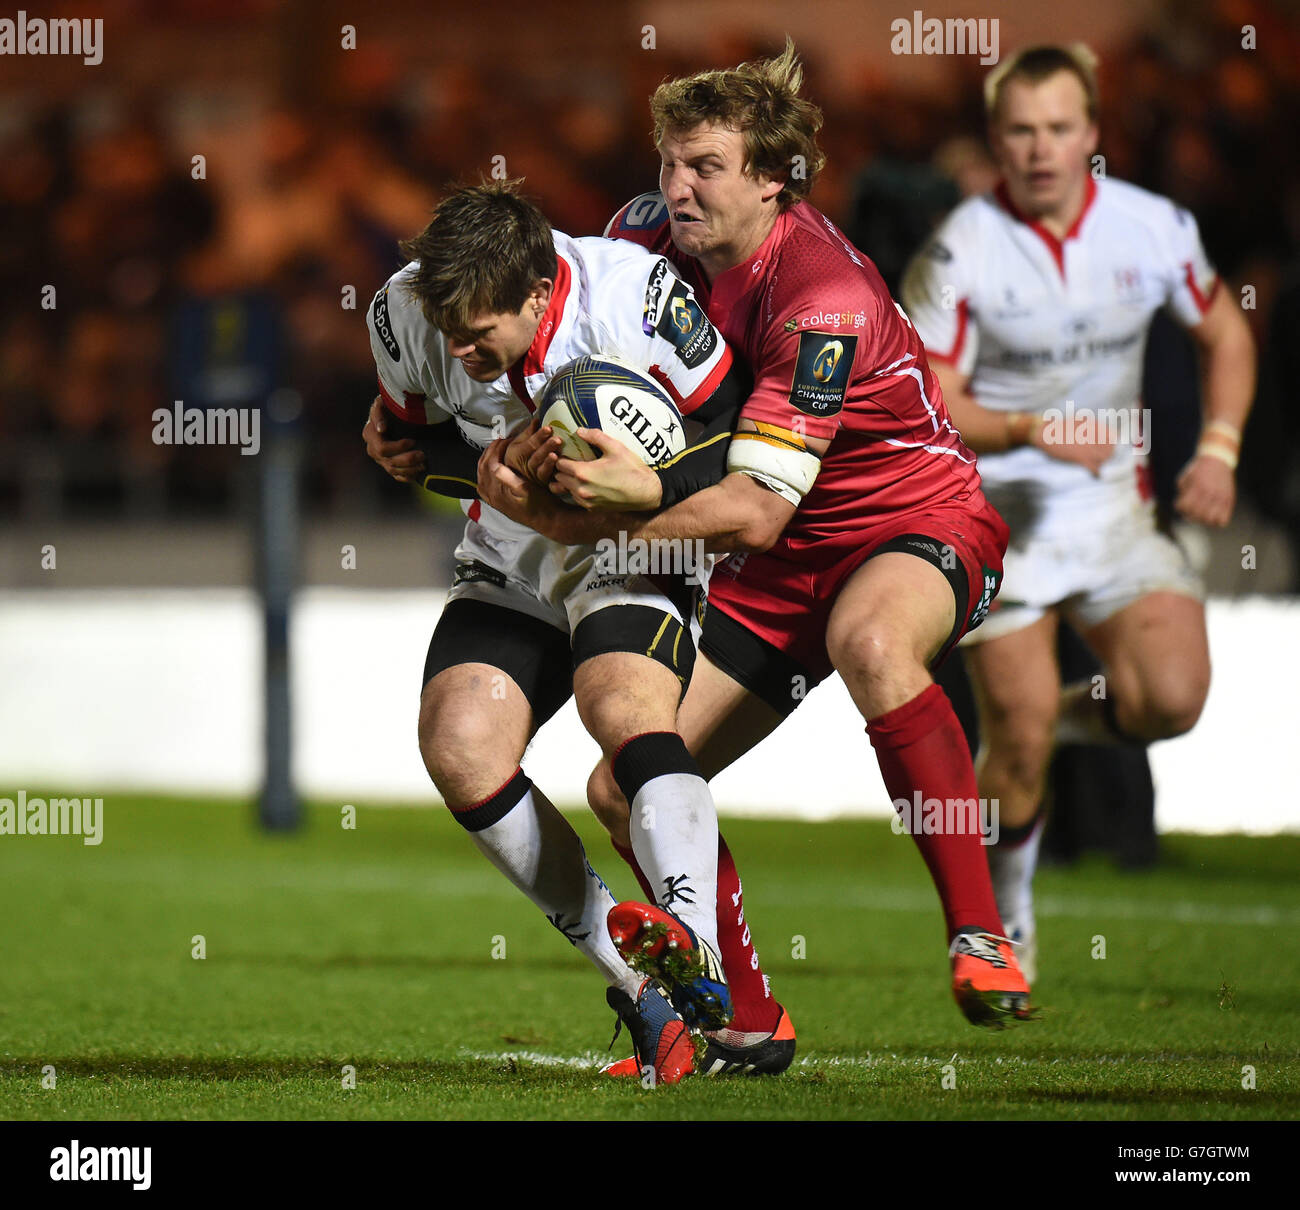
left=481, top=41, right=1035, bottom=1045
left=362, top=181, right=758, bottom=1082
left=900, top=45, right=1256, bottom=981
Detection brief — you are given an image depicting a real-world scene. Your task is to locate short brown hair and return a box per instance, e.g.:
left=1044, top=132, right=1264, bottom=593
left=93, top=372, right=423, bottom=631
left=397, top=181, right=558, bottom=334
left=984, top=44, right=1100, bottom=123
left=651, top=38, right=825, bottom=208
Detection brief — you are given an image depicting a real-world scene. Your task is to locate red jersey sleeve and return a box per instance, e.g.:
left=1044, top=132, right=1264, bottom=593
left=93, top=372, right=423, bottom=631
left=741, top=270, right=907, bottom=443
left=741, top=322, right=855, bottom=440
left=743, top=281, right=946, bottom=463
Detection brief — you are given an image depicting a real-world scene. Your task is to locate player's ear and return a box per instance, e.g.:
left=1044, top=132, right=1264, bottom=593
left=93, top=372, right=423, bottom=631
left=528, top=279, right=553, bottom=316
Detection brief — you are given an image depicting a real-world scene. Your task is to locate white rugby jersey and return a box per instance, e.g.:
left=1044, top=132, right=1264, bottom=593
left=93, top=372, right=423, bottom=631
left=901, top=176, right=1219, bottom=534
left=368, top=230, right=734, bottom=527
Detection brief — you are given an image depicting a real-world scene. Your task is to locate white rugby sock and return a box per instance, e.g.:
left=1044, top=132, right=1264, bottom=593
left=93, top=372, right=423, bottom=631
left=987, top=812, right=1044, bottom=931
left=614, top=733, right=721, bottom=954
left=456, top=771, right=641, bottom=997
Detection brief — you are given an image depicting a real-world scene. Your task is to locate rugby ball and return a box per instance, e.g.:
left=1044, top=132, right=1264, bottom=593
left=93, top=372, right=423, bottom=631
left=539, top=354, right=686, bottom=467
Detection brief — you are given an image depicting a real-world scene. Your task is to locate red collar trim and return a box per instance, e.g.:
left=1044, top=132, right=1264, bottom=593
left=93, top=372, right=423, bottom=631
left=994, top=176, right=1097, bottom=278
left=519, top=253, right=572, bottom=380
left=503, top=252, right=572, bottom=411
left=506, top=361, right=535, bottom=412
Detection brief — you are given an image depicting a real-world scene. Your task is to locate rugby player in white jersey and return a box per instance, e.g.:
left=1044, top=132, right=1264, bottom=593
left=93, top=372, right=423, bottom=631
left=901, top=45, right=1256, bottom=980
left=361, top=182, right=756, bottom=1082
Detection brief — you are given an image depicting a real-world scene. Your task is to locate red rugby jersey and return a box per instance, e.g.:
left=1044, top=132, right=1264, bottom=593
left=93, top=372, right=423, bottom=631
left=607, top=194, right=984, bottom=543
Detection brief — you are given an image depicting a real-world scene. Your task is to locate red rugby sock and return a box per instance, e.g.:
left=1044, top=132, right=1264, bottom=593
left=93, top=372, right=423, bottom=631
left=712, top=835, right=779, bottom=1032
left=867, top=683, right=1004, bottom=940
left=613, top=835, right=779, bottom=1033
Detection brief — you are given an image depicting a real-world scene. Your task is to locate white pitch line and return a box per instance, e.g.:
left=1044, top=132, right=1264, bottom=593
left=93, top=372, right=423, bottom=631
left=460, top=1048, right=1284, bottom=1072
left=462, top=1049, right=604, bottom=1069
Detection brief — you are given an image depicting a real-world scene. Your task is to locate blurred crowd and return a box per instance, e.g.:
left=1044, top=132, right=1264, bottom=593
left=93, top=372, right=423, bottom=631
left=0, top=0, right=1296, bottom=567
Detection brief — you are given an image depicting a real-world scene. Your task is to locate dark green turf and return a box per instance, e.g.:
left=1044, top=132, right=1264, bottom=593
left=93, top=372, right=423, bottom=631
left=1, top=796, right=1296, bottom=1120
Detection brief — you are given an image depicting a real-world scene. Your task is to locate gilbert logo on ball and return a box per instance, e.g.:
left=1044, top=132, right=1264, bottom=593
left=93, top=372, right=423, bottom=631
left=540, top=354, right=686, bottom=467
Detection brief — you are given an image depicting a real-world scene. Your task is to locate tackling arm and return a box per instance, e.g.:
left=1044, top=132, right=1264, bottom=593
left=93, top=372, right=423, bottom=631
left=479, top=417, right=817, bottom=554
left=633, top=467, right=799, bottom=553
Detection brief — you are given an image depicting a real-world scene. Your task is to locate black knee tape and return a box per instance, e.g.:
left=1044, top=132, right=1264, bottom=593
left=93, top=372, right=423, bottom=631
left=449, top=767, right=530, bottom=833
left=996, top=803, right=1045, bottom=848
left=572, top=605, right=696, bottom=699
left=612, top=732, right=700, bottom=806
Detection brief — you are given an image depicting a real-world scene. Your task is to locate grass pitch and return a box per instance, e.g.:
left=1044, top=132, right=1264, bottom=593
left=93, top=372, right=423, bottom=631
left=1, top=796, right=1296, bottom=1121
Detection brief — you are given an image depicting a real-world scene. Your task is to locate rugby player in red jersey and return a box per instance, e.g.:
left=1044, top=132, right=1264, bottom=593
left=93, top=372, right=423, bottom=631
left=478, top=42, right=1034, bottom=1056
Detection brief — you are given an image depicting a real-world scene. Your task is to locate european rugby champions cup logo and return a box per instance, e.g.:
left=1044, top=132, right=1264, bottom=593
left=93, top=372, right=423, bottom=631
left=656, top=281, right=715, bottom=369
left=812, top=339, right=844, bottom=382
left=788, top=330, right=856, bottom=418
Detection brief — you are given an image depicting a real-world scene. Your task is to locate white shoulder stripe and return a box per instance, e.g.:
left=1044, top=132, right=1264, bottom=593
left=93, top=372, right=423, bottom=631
left=890, top=365, right=940, bottom=434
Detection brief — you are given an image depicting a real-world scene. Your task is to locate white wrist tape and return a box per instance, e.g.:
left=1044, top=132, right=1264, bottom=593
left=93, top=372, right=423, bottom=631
left=727, top=429, right=822, bottom=506
left=1205, top=419, right=1242, bottom=446
left=1197, top=442, right=1238, bottom=471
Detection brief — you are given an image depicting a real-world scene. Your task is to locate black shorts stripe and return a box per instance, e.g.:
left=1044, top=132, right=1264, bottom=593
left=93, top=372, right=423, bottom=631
left=571, top=604, right=696, bottom=700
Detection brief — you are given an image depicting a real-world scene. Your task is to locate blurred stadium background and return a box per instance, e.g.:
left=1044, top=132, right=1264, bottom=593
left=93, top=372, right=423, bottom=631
left=1, top=0, right=1297, bottom=835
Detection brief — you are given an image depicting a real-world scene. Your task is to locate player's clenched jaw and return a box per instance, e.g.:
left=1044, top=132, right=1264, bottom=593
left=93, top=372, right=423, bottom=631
left=658, top=122, right=784, bottom=281
left=989, top=70, right=1098, bottom=232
